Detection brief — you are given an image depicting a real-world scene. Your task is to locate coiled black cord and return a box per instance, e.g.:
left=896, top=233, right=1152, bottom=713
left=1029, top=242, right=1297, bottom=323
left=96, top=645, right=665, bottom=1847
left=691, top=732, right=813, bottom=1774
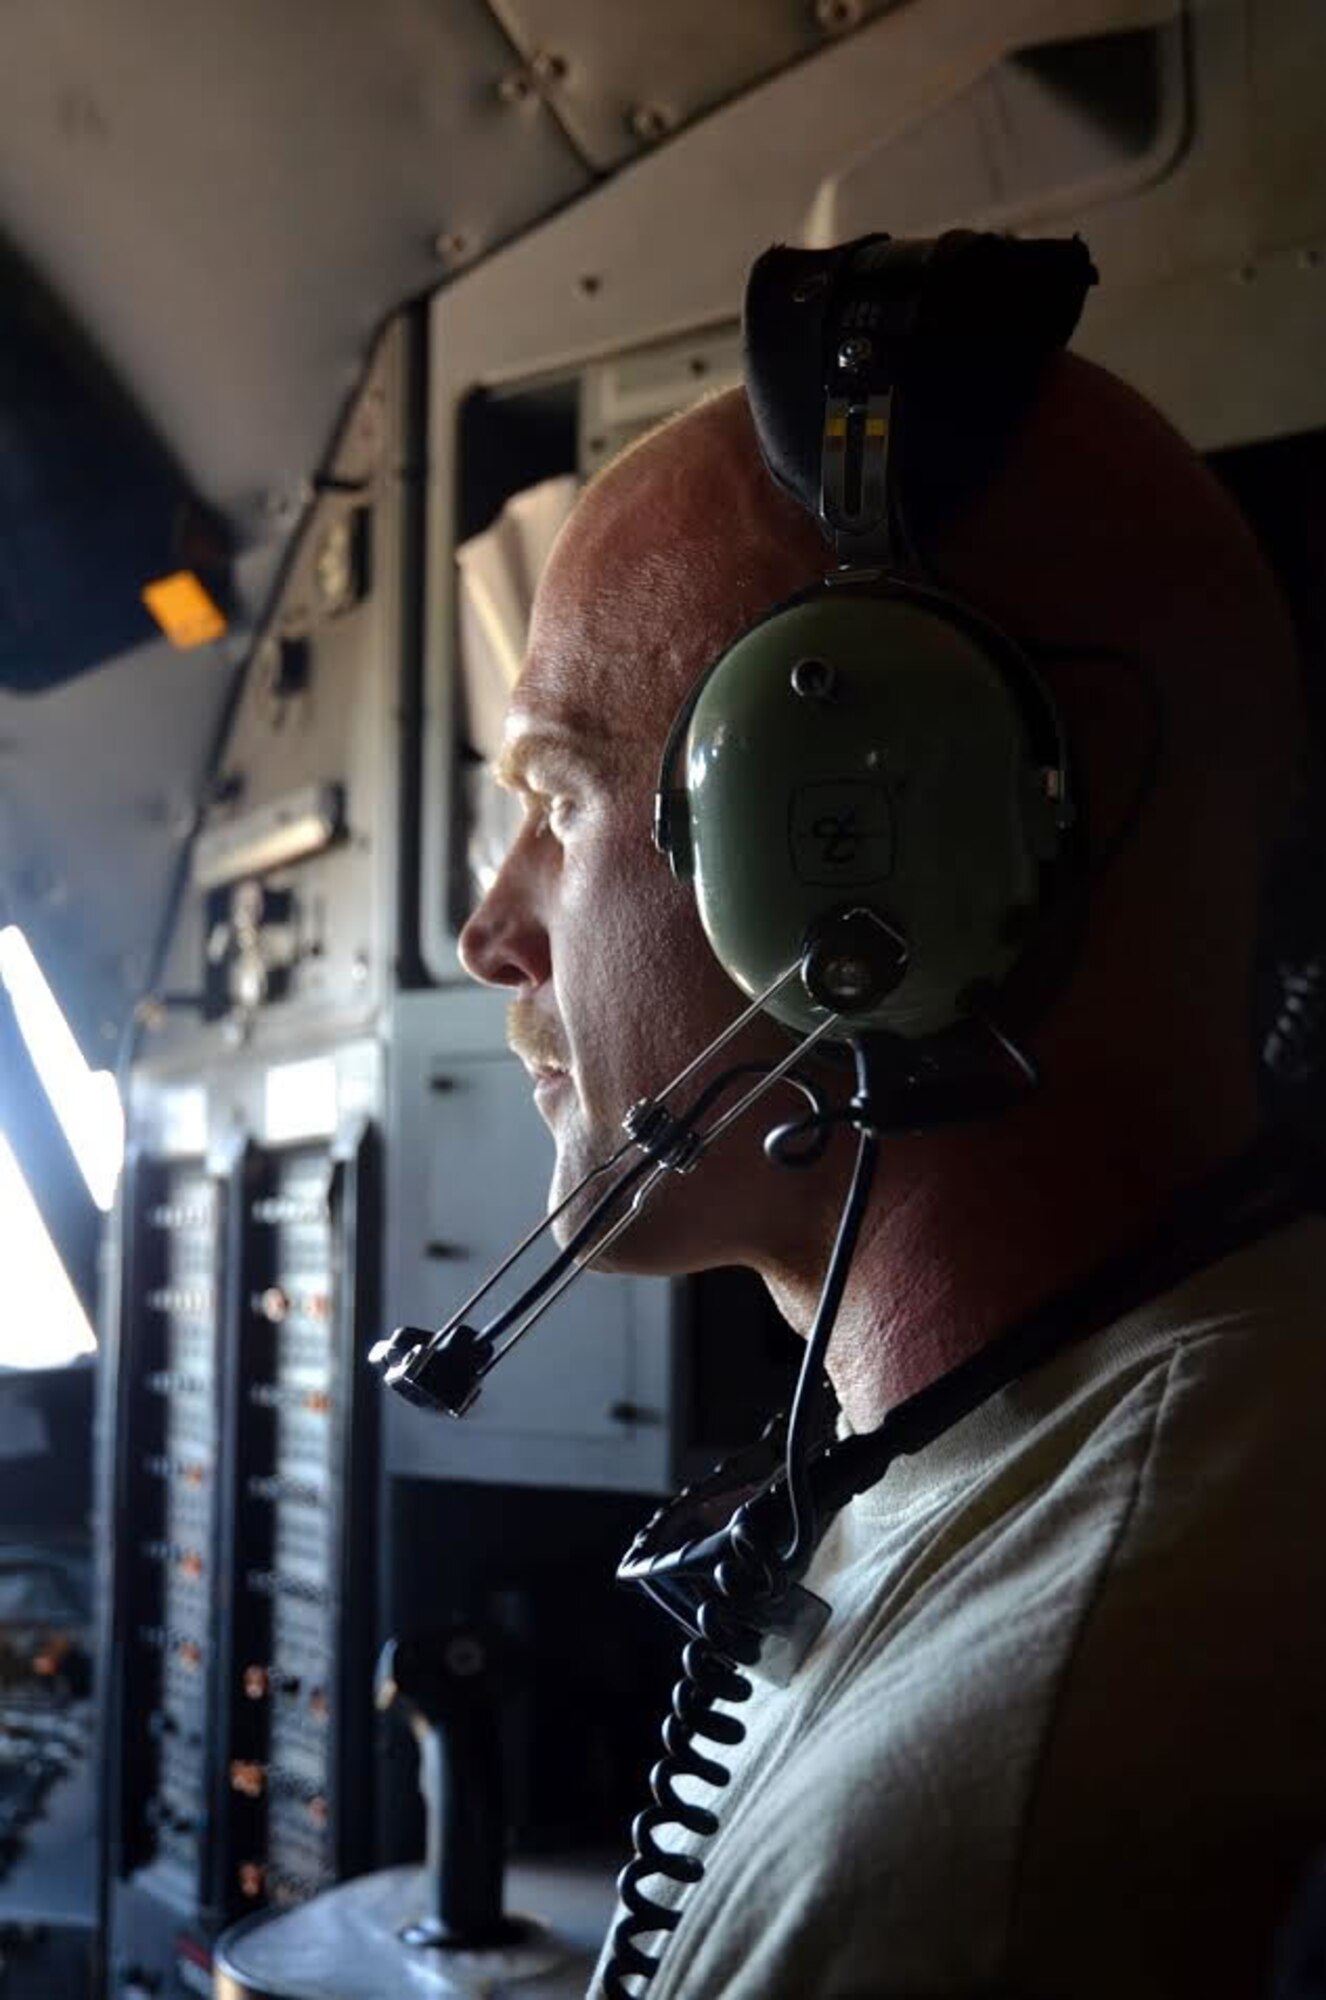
left=602, top=1046, right=881, bottom=1998
left=605, top=1507, right=778, bottom=1997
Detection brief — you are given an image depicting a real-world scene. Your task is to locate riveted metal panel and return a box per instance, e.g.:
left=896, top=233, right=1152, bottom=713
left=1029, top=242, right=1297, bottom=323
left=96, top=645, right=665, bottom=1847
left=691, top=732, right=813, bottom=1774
left=0, top=0, right=589, bottom=513
left=486, top=0, right=903, bottom=171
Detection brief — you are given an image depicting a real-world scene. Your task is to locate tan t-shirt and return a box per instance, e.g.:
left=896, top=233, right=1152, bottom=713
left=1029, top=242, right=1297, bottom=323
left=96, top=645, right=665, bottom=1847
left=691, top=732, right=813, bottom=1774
left=591, top=1217, right=1326, bottom=1999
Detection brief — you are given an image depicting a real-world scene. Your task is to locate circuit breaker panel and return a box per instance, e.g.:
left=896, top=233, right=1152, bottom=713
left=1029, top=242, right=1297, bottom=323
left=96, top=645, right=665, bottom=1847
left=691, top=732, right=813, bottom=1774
left=214, top=1128, right=378, bottom=1915
left=112, top=1155, right=221, bottom=1914
left=101, top=1118, right=378, bottom=1997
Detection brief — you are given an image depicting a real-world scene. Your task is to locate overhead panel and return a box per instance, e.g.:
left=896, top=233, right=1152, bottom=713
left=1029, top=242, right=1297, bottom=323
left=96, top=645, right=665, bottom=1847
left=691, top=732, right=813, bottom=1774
left=808, top=19, right=1188, bottom=241
left=0, top=0, right=589, bottom=517
left=816, top=0, right=1326, bottom=450
left=485, top=0, right=903, bottom=172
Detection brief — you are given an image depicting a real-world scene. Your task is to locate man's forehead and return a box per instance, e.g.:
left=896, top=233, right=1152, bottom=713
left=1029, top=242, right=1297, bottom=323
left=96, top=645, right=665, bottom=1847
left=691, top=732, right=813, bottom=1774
left=496, top=392, right=812, bottom=781
left=502, top=507, right=695, bottom=773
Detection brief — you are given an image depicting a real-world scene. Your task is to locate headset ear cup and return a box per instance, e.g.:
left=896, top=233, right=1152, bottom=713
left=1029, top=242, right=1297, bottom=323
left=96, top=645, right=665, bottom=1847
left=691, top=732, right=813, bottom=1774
left=667, top=578, right=1074, bottom=1040
left=669, top=800, right=694, bottom=881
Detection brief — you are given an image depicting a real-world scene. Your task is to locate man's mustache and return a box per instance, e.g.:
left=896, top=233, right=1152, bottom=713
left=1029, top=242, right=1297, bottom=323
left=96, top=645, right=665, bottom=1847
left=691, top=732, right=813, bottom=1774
left=507, top=999, right=571, bottom=1074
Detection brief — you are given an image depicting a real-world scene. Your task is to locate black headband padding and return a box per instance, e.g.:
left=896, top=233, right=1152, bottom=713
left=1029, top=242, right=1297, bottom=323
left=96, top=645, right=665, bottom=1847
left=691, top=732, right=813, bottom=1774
left=744, top=231, right=1098, bottom=547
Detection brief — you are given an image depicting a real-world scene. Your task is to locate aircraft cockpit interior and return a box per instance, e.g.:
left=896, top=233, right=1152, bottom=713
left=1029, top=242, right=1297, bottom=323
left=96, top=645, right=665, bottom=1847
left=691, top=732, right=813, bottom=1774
left=1, top=2, right=1324, bottom=1996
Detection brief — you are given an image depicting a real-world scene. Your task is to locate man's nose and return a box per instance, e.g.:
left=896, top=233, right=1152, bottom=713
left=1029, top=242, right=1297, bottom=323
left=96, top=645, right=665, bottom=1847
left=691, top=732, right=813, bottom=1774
left=457, top=855, right=552, bottom=993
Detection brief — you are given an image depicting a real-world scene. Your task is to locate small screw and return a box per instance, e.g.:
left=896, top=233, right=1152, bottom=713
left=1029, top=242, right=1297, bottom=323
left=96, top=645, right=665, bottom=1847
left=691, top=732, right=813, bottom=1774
left=821, top=956, right=875, bottom=1001
left=433, top=230, right=468, bottom=263
left=264, top=480, right=313, bottom=525
left=629, top=102, right=673, bottom=142
left=838, top=334, right=873, bottom=372
left=530, top=48, right=567, bottom=83
left=790, top=657, right=837, bottom=700
left=445, top=1636, right=486, bottom=1677
left=497, top=68, right=534, bottom=105
left=577, top=272, right=602, bottom=298
left=815, top=0, right=863, bottom=31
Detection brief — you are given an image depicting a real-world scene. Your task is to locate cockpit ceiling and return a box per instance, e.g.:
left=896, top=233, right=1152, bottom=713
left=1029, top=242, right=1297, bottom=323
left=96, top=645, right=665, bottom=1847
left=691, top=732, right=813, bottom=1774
left=0, top=0, right=901, bottom=544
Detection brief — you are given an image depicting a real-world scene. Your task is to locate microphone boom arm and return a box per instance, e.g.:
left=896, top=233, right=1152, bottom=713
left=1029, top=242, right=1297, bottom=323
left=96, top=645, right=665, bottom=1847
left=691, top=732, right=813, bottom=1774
left=369, top=961, right=840, bottom=1417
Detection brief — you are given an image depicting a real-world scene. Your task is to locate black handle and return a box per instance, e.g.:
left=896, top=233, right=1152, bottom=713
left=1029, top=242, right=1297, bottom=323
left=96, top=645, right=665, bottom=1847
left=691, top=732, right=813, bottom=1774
left=375, top=1626, right=518, bottom=1949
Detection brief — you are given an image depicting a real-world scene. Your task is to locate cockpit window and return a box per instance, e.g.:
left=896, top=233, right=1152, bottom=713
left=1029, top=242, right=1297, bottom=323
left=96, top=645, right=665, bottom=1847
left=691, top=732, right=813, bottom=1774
left=0, top=1132, right=96, bottom=1367
left=0, top=926, right=122, bottom=1367
left=0, top=927, right=121, bottom=1212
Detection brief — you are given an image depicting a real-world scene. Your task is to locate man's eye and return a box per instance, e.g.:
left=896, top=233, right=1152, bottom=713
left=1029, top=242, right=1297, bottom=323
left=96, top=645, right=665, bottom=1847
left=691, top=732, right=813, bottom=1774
left=546, top=795, right=578, bottom=839
left=524, top=791, right=578, bottom=841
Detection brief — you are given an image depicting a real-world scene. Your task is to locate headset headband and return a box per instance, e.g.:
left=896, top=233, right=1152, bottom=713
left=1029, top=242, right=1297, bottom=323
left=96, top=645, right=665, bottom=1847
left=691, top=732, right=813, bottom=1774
left=744, top=231, right=1098, bottom=563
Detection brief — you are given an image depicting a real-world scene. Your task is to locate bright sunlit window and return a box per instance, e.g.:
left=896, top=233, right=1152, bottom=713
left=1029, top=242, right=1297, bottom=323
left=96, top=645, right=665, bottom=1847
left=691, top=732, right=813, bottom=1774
left=0, top=1133, right=97, bottom=1367
left=0, top=924, right=124, bottom=1367
left=0, top=925, right=123, bottom=1210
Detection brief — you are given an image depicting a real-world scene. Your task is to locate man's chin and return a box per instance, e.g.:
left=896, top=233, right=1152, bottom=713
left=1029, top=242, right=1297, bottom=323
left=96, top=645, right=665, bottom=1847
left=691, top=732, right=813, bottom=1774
left=546, top=1160, right=626, bottom=1255
left=545, top=1160, right=721, bottom=1279
left=549, top=1218, right=683, bottom=1279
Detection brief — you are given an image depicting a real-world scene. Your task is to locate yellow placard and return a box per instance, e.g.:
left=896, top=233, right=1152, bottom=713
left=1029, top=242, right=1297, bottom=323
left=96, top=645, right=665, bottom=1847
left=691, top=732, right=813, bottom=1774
left=141, top=570, right=228, bottom=649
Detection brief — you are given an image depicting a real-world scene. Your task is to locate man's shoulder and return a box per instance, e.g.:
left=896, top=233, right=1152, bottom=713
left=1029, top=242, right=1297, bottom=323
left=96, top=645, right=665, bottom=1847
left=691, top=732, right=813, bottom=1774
left=796, top=1219, right=1326, bottom=1982
left=1003, top=1216, right=1326, bottom=1996
left=630, top=1223, right=1326, bottom=1999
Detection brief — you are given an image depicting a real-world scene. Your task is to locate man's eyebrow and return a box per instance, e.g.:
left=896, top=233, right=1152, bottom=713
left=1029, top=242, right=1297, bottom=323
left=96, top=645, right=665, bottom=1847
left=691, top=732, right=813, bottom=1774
left=492, top=723, right=618, bottom=791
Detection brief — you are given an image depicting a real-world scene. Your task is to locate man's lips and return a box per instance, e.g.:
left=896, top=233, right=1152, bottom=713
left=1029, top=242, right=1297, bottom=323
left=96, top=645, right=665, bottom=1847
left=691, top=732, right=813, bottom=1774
left=507, top=1000, right=572, bottom=1086
left=511, top=1043, right=574, bottom=1110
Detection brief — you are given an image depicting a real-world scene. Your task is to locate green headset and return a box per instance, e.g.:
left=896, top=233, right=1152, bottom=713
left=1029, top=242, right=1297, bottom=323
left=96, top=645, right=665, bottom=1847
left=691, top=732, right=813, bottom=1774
left=652, top=231, right=1098, bottom=1055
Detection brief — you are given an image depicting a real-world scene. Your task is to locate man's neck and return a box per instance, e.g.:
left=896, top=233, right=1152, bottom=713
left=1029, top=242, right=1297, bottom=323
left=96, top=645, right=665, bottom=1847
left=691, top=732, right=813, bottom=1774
left=764, top=1100, right=1264, bottom=1436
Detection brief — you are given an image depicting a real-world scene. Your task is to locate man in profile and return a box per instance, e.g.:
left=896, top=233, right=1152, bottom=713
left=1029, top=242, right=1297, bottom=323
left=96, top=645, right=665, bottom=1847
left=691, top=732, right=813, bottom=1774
left=457, top=240, right=1326, bottom=1997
